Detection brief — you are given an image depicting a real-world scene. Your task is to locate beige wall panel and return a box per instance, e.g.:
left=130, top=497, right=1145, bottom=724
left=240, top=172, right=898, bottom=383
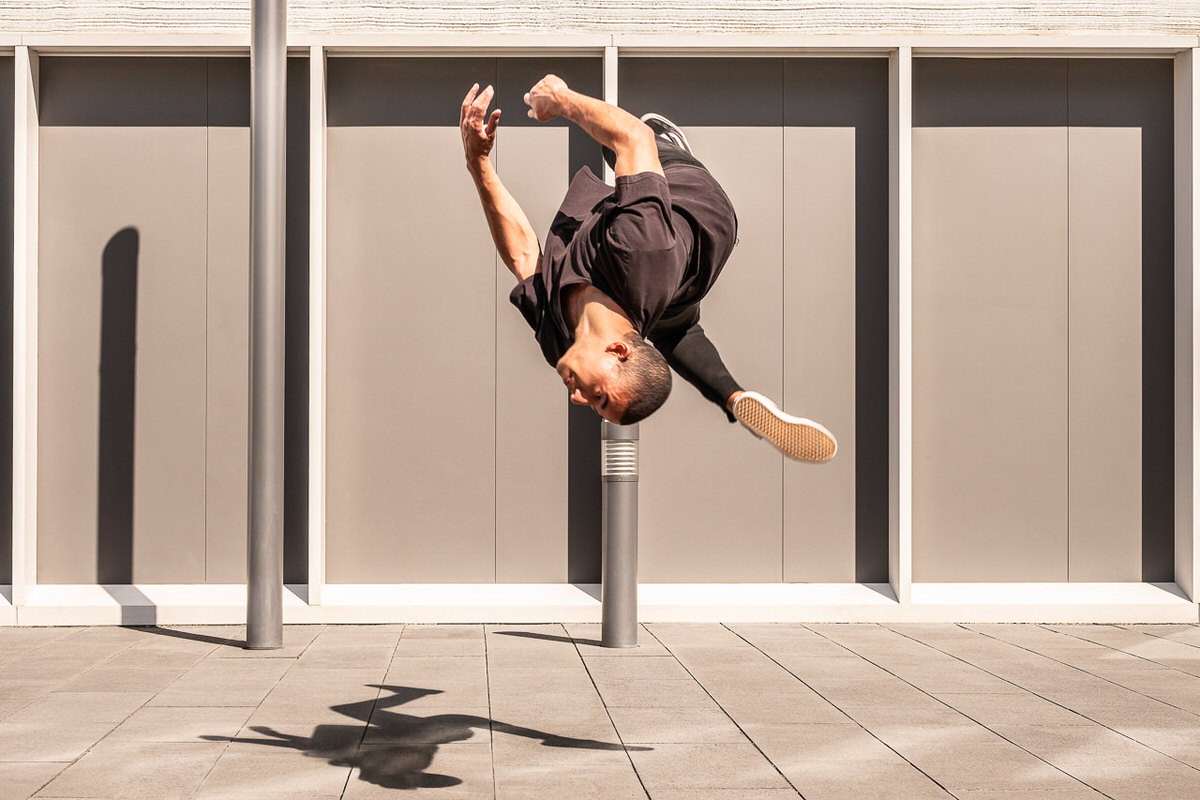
left=1067, top=126, right=1143, bottom=581
left=912, top=127, right=1069, bottom=582
left=639, top=126, right=785, bottom=583
left=782, top=126, right=857, bottom=582
left=326, top=126, right=497, bottom=583
left=491, top=127, right=571, bottom=583
left=39, top=127, right=209, bottom=583
left=204, top=123, right=251, bottom=583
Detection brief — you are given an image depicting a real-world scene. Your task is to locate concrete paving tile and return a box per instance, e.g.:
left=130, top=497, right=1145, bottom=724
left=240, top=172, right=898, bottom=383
left=386, top=656, right=488, bottom=681
left=608, top=706, right=745, bottom=744
left=403, top=625, right=483, bottom=640
left=394, top=637, right=486, bottom=657
left=60, top=628, right=149, bottom=645
left=56, top=665, right=187, bottom=694
left=208, top=626, right=323, bottom=659
left=563, top=624, right=670, bottom=656
left=646, top=623, right=749, bottom=648
left=5, top=691, right=152, bottom=725
left=785, top=760, right=953, bottom=799
left=36, top=741, right=225, bottom=799
left=194, top=739, right=353, bottom=799
left=489, top=689, right=608, bottom=717
left=489, top=710, right=619, bottom=745
left=297, top=645, right=394, bottom=670
left=0, top=722, right=115, bottom=762
left=627, top=742, right=793, bottom=790
left=898, top=741, right=1083, bottom=791
left=495, top=763, right=648, bottom=799
left=490, top=729, right=634, bottom=765
left=311, top=625, right=403, bottom=646
left=0, top=681, right=57, bottom=721
left=990, top=723, right=1167, bottom=766
left=953, top=789, right=1107, bottom=799
left=595, top=678, right=716, bottom=709
left=1061, top=762, right=1200, bottom=799
left=0, top=762, right=69, bottom=800
left=1121, top=624, right=1200, bottom=648
left=148, top=659, right=291, bottom=707
left=104, top=645, right=213, bottom=668
left=648, top=791, right=797, bottom=800
left=935, top=692, right=1096, bottom=727
left=342, top=741, right=493, bottom=798
left=581, top=655, right=690, bottom=681
left=714, top=689, right=849, bottom=725
left=742, top=722, right=899, bottom=763
left=107, top=705, right=254, bottom=742
left=486, top=666, right=595, bottom=694
left=363, top=707, right=491, bottom=745
left=801, top=677, right=943, bottom=709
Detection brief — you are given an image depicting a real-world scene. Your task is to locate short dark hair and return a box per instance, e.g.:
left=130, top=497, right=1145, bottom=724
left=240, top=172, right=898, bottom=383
left=615, top=332, right=672, bottom=424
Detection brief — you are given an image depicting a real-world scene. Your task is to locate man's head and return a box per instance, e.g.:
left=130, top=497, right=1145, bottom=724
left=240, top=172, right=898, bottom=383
left=556, top=331, right=671, bottom=424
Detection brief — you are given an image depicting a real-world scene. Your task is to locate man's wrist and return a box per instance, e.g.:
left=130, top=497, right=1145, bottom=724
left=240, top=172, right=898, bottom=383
left=466, top=155, right=493, bottom=179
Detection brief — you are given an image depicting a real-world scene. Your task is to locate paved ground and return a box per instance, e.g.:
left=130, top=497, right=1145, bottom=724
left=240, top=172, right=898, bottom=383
left=1, top=623, right=1199, bottom=799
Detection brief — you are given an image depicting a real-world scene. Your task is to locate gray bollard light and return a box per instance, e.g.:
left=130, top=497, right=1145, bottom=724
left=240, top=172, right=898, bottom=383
left=601, top=421, right=639, bottom=648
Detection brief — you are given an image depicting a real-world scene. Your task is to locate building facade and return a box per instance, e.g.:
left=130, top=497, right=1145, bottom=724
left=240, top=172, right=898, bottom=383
left=2, top=1, right=1199, bottom=624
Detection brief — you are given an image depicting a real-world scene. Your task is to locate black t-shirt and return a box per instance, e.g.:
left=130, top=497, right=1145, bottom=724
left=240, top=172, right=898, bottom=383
left=510, top=164, right=737, bottom=366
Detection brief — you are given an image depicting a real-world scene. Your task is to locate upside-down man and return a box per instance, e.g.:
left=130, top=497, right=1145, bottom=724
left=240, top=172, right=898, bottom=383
left=459, top=75, right=836, bottom=463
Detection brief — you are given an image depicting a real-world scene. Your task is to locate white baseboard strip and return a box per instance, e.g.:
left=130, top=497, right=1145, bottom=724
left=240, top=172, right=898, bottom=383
left=6, top=582, right=1197, bottom=626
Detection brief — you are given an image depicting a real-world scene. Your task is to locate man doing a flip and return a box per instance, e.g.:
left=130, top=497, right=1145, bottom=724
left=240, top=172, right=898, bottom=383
left=459, top=75, right=836, bottom=463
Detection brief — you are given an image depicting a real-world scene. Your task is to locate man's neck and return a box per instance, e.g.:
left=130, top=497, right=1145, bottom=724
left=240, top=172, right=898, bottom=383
left=564, top=284, right=635, bottom=342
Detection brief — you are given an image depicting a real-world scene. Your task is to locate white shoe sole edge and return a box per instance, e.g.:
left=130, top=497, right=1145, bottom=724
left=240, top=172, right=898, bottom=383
left=733, top=391, right=838, bottom=464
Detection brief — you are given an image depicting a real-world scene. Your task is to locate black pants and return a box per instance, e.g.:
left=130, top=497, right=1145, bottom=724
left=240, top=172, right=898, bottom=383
left=650, top=306, right=742, bottom=423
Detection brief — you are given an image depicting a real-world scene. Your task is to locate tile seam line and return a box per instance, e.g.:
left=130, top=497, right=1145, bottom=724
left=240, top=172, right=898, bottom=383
left=891, top=623, right=1195, bottom=779
left=722, top=622, right=949, bottom=798
left=485, top=621, right=497, bottom=799
left=1035, top=621, right=1200, bottom=687
left=802, top=623, right=1117, bottom=797
left=569, top=622, right=652, bottom=800
left=1112, top=622, right=1200, bottom=651
left=338, top=624, right=403, bottom=798
left=642, top=623, right=803, bottom=797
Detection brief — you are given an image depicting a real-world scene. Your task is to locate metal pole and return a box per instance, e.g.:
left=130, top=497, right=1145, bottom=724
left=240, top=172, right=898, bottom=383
left=247, top=0, right=286, bottom=650
left=601, top=421, right=639, bottom=647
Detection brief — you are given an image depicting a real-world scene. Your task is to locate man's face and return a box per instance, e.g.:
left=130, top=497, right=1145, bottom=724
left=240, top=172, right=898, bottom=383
left=556, top=341, right=626, bottom=423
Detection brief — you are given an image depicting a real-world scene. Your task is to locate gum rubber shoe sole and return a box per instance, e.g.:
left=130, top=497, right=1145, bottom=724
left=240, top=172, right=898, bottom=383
left=734, top=392, right=837, bottom=463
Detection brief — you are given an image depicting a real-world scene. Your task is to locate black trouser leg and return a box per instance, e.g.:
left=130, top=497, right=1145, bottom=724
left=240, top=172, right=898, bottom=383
left=652, top=314, right=743, bottom=423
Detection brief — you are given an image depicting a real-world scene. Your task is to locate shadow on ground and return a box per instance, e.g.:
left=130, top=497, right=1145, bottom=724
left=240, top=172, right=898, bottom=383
left=208, top=684, right=648, bottom=790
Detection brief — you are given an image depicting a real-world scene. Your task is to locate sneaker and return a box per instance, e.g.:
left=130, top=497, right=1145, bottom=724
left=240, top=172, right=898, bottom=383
left=733, top=391, right=837, bottom=463
left=640, top=112, right=694, bottom=156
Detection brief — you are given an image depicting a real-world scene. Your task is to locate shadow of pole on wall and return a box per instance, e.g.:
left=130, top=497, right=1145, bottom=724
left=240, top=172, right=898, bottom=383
left=97, top=227, right=139, bottom=586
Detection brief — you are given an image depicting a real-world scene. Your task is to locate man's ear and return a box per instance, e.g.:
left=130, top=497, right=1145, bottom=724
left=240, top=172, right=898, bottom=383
left=606, top=340, right=631, bottom=362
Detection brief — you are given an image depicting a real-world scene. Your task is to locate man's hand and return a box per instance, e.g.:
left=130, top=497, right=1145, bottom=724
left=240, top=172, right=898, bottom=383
left=524, top=74, right=568, bottom=122
left=460, top=83, right=501, bottom=169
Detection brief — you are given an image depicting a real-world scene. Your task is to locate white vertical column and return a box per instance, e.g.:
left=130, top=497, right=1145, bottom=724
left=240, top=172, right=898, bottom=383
left=308, top=45, right=327, bottom=606
left=1176, top=48, right=1199, bottom=608
left=12, top=47, right=38, bottom=609
left=603, top=45, right=617, bottom=185
left=889, top=46, right=913, bottom=605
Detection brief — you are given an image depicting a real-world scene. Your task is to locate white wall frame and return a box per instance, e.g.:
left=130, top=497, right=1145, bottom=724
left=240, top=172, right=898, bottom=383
left=307, top=45, right=327, bottom=607
left=888, top=46, right=913, bottom=606
left=11, top=45, right=37, bottom=613
left=1178, top=48, right=1200, bottom=612
left=6, top=36, right=1200, bottom=626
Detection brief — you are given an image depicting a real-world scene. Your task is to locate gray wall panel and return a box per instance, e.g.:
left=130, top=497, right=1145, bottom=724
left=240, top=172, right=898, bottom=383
left=1067, top=126, right=1143, bottom=581
left=326, top=58, right=498, bottom=583
left=782, top=127, right=857, bottom=582
left=204, top=59, right=252, bottom=583
left=621, top=57, right=785, bottom=582
left=912, top=126, right=1070, bottom=582
left=39, top=71, right=211, bottom=583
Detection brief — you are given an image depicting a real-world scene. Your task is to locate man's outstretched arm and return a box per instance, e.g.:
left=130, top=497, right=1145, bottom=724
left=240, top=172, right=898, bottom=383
left=460, top=83, right=540, bottom=282
left=524, top=75, right=662, bottom=179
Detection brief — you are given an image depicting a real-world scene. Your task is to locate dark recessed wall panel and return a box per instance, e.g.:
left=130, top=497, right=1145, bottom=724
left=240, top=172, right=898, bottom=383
left=0, top=56, right=13, bottom=587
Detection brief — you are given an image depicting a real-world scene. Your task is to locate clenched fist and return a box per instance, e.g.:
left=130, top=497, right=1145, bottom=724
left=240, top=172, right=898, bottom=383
left=524, top=74, right=569, bottom=122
